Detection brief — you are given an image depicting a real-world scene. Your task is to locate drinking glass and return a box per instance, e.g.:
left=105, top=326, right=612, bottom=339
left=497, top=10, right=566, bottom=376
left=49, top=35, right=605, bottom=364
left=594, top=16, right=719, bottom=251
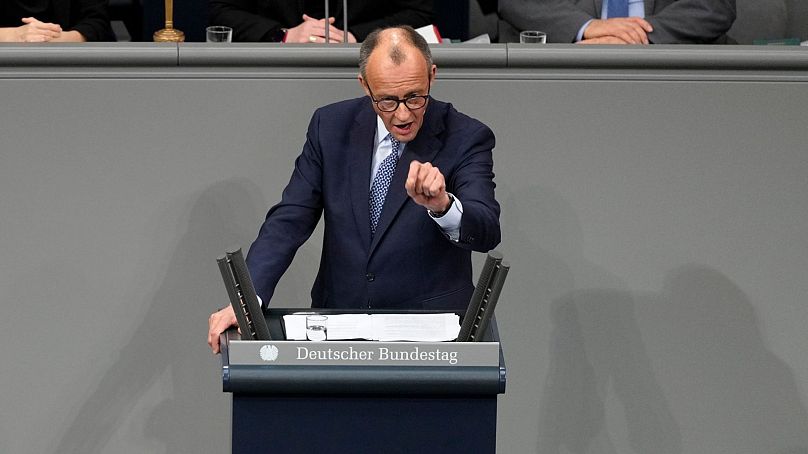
left=520, top=30, right=547, bottom=44
left=306, top=315, right=328, bottom=341
left=206, top=26, right=232, bottom=43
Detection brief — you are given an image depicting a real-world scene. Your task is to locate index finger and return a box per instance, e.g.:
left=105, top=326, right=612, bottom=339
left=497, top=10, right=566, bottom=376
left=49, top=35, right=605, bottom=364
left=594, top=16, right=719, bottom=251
left=627, top=17, right=653, bottom=32
left=327, top=24, right=345, bottom=36
left=37, top=27, right=62, bottom=38
left=406, top=160, right=423, bottom=190
left=33, top=21, right=62, bottom=32
left=613, top=22, right=648, bottom=44
left=208, top=327, right=221, bottom=354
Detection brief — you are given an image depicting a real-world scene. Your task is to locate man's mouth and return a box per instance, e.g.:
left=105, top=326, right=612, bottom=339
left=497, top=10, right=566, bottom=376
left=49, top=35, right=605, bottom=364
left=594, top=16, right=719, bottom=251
left=393, top=122, right=413, bottom=133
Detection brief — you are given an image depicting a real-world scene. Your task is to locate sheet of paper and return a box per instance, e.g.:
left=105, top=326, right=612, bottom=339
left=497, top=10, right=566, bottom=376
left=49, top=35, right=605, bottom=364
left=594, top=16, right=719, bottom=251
left=282, top=313, right=310, bottom=340
left=282, top=313, right=460, bottom=341
left=464, top=34, right=491, bottom=44
left=282, top=313, right=372, bottom=340
left=323, top=314, right=372, bottom=340
left=372, top=314, right=461, bottom=342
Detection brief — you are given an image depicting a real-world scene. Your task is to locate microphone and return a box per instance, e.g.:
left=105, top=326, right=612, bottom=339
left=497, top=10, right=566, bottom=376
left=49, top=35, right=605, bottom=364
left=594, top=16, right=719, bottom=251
left=456, top=250, right=510, bottom=342
left=343, top=0, right=348, bottom=43
left=217, top=248, right=271, bottom=341
left=323, top=0, right=350, bottom=43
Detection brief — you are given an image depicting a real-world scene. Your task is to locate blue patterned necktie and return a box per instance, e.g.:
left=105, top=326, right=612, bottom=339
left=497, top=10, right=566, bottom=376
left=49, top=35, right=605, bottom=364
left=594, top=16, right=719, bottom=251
left=606, top=0, right=629, bottom=17
left=369, top=135, right=401, bottom=236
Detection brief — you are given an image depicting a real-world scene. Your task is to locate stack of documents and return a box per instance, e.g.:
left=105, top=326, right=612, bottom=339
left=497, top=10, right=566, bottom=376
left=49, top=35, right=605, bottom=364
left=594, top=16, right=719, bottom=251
left=283, top=313, right=461, bottom=342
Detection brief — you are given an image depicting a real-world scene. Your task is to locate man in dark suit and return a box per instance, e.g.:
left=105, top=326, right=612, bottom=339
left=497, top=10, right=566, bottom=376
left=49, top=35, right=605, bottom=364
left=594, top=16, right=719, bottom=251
left=208, top=25, right=501, bottom=353
left=209, top=0, right=432, bottom=43
left=498, top=0, right=736, bottom=44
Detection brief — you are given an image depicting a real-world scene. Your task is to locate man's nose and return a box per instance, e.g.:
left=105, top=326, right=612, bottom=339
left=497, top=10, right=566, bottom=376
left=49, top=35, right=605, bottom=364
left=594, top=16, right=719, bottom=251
left=394, top=102, right=412, bottom=119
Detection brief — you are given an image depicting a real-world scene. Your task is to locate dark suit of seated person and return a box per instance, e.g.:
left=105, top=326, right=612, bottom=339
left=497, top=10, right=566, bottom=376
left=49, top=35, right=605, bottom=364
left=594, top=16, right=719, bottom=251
left=208, top=0, right=432, bottom=43
left=207, top=25, right=501, bottom=354
left=0, top=0, right=114, bottom=42
left=498, top=0, right=736, bottom=44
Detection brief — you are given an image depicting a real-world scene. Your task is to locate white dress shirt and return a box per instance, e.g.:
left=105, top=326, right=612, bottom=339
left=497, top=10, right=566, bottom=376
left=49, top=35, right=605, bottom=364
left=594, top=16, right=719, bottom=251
left=373, top=116, right=462, bottom=241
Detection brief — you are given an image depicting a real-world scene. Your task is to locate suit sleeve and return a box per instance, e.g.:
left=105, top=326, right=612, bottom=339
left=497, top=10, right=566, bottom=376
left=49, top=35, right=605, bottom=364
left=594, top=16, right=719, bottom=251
left=449, top=123, right=501, bottom=253
left=348, top=0, right=433, bottom=41
left=70, top=0, right=115, bottom=41
left=646, top=0, right=736, bottom=43
left=209, top=0, right=285, bottom=41
left=499, top=0, right=595, bottom=43
left=245, top=111, right=326, bottom=306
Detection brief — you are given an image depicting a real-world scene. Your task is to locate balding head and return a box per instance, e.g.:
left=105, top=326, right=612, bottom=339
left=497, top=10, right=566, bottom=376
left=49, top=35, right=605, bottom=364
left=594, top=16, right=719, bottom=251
left=359, top=26, right=433, bottom=79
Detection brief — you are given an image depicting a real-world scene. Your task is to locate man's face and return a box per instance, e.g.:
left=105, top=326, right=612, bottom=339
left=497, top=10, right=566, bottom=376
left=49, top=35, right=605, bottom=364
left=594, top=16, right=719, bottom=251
left=359, top=50, right=436, bottom=143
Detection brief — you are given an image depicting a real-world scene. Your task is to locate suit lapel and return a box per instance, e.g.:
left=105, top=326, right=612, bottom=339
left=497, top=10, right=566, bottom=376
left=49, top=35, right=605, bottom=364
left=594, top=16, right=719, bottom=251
left=348, top=104, right=377, bottom=254
left=368, top=101, right=445, bottom=256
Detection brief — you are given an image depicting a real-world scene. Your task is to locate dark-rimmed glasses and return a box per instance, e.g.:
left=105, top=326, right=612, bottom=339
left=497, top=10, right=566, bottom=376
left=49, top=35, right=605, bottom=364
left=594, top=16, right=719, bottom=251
left=365, top=82, right=430, bottom=112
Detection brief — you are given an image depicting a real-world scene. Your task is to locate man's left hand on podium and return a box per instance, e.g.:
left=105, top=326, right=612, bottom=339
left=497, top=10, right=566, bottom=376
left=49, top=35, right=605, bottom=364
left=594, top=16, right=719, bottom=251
left=208, top=305, right=237, bottom=354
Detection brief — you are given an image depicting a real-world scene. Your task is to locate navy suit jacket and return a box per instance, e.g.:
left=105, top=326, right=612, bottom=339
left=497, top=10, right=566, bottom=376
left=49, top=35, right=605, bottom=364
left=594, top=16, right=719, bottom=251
left=246, top=96, right=501, bottom=310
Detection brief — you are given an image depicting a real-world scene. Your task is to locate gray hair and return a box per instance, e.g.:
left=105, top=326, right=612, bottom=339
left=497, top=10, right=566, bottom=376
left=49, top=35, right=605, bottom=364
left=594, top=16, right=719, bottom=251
left=358, top=25, right=433, bottom=79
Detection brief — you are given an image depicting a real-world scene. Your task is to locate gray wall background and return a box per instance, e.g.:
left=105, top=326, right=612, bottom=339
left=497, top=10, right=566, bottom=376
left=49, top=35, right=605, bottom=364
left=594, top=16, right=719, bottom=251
left=1, top=44, right=807, bottom=454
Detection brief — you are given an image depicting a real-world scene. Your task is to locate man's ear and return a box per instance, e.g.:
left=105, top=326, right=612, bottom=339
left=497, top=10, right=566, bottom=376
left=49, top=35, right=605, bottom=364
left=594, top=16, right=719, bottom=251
left=429, top=64, right=437, bottom=84
left=358, top=75, right=370, bottom=96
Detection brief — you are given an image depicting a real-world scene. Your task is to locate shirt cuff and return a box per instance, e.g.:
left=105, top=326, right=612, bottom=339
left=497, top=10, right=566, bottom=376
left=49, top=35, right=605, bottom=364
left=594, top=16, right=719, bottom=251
left=577, top=19, right=594, bottom=42
left=429, top=193, right=463, bottom=242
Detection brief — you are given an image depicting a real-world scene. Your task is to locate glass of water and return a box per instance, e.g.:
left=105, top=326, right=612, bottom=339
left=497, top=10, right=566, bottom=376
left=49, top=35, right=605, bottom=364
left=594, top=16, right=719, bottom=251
left=520, top=30, right=547, bottom=44
left=206, top=26, right=232, bottom=43
left=306, top=315, right=328, bottom=341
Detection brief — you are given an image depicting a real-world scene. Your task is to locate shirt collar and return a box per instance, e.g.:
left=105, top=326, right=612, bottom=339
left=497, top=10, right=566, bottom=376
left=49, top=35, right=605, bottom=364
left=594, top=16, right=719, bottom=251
left=375, top=115, right=390, bottom=147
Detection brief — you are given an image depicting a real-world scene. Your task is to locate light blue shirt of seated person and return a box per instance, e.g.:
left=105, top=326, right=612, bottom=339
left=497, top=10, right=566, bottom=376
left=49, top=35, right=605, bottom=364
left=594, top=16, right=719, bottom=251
left=576, top=0, right=645, bottom=42
left=373, top=116, right=463, bottom=241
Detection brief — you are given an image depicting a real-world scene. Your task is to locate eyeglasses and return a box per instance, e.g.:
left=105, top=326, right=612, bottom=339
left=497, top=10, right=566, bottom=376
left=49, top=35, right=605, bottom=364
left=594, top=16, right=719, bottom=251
left=365, top=83, right=430, bottom=113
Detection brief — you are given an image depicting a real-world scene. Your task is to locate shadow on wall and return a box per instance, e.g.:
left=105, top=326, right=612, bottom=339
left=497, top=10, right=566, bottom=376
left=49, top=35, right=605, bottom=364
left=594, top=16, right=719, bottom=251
left=643, top=265, right=808, bottom=453
left=504, top=186, right=681, bottom=454
left=538, top=289, right=682, bottom=454
left=504, top=185, right=808, bottom=454
left=497, top=184, right=667, bottom=454
left=51, top=178, right=275, bottom=453
left=528, top=202, right=808, bottom=453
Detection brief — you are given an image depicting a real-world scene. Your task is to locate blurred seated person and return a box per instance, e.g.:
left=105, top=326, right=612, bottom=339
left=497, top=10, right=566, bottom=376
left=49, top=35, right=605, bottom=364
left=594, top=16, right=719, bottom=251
left=498, top=0, right=736, bottom=44
left=209, top=0, right=432, bottom=43
left=0, top=0, right=114, bottom=42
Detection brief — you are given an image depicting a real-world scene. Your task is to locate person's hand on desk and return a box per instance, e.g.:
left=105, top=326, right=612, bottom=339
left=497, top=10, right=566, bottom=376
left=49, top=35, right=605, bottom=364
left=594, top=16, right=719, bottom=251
left=406, top=161, right=452, bottom=214
left=49, top=30, right=87, bottom=42
left=1, top=17, right=61, bottom=42
left=208, top=304, right=237, bottom=354
left=582, top=18, right=653, bottom=44
left=579, top=36, right=632, bottom=44
left=285, top=14, right=357, bottom=43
